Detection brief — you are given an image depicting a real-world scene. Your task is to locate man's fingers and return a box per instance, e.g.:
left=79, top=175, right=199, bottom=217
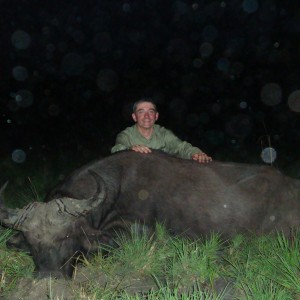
left=192, top=153, right=212, bottom=163
left=131, top=145, right=152, bottom=153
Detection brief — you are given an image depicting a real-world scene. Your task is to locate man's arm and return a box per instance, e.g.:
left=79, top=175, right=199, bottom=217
left=111, top=130, right=152, bottom=154
left=164, top=129, right=212, bottom=162
left=111, top=132, right=131, bottom=153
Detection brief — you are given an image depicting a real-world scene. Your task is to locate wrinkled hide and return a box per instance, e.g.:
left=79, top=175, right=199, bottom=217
left=1, top=150, right=300, bottom=277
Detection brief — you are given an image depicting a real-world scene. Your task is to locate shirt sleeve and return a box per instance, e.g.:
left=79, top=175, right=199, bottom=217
left=111, top=132, right=132, bottom=153
left=163, top=129, right=203, bottom=159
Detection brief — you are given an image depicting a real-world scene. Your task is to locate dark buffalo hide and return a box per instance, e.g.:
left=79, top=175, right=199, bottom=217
left=1, top=150, right=300, bottom=277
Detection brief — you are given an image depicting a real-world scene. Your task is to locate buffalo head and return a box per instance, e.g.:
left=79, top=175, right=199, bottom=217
left=0, top=171, right=106, bottom=278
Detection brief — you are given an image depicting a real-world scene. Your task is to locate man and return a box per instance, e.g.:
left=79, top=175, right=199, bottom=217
left=111, top=98, right=212, bottom=163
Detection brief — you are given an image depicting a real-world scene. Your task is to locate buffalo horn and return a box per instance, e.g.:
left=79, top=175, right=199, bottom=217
left=62, top=170, right=107, bottom=216
left=0, top=181, right=22, bottom=228
left=0, top=181, right=8, bottom=207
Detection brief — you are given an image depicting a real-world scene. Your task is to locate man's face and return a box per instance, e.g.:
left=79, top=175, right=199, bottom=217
left=132, top=102, right=159, bottom=129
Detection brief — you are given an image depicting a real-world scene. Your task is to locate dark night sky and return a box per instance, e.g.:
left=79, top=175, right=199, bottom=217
left=1, top=0, right=300, bottom=172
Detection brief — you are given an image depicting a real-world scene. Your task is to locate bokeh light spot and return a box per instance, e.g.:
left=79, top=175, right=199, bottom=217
left=96, top=69, right=119, bottom=93
left=61, top=52, right=85, bottom=76
left=122, top=2, right=132, bottom=13
left=12, top=66, right=29, bottom=81
left=220, top=1, right=226, bottom=8
left=199, top=112, right=210, bottom=124
left=192, top=3, right=199, bottom=10
left=48, top=104, right=61, bottom=116
left=192, top=58, right=203, bottom=68
left=261, top=147, right=277, bottom=164
left=242, top=0, right=259, bottom=13
left=186, top=113, right=200, bottom=127
left=205, top=130, right=225, bottom=146
left=260, top=83, right=282, bottom=106
left=46, top=43, right=56, bottom=52
left=202, top=25, right=219, bottom=42
left=138, top=189, right=149, bottom=201
left=199, top=42, right=214, bottom=58
left=12, top=149, right=26, bottom=163
left=11, top=30, right=31, bottom=49
left=217, top=57, right=230, bottom=72
left=288, top=90, right=300, bottom=112
left=239, top=101, right=248, bottom=109
left=211, top=103, right=221, bottom=114
left=225, top=114, right=253, bottom=138
left=94, top=32, right=112, bottom=53
left=15, top=89, right=34, bottom=108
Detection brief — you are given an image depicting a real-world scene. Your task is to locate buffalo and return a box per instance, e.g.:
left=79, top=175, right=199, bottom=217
left=1, top=150, right=300, bottom=277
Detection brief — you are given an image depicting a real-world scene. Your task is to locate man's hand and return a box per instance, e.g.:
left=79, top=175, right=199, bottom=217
left=192, top=152, right=212, bottom=163
left=131, top=145, right=152, bottom=153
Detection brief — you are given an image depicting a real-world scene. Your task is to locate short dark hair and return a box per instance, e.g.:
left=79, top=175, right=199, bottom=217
left=132, top=98, right=157, bottom=112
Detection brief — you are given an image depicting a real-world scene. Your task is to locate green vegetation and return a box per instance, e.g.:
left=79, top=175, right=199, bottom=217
left=1, top=225, right=300, bottom=299
left=0, top=228, right=34, bottom=294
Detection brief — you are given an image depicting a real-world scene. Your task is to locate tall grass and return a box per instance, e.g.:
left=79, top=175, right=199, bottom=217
left=0, top=228, right=34, bottom=295
left=224, top=232, right=300, bottom=299
left=2, top=226, right=300, bottom=299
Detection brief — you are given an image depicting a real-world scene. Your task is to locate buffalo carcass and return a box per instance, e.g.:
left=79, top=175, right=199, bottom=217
left=1, top=150, right=300, bottom=277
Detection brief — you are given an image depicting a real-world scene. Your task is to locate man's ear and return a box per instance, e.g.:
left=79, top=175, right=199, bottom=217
left=155, top=112, right=159, bottom=121
left=132, top=113, right=137, bottom=122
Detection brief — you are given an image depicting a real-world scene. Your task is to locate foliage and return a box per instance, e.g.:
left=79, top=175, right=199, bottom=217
left=2, top=226, right=300, bottom=299
left=0, top=229, right=35, bottom=296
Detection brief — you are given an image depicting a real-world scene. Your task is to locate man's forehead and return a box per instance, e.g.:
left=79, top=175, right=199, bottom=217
left=136, top=102, right=156, bottom=110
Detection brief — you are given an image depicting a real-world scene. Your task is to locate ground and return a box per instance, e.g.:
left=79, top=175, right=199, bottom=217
left=2, top=265, right=235, bottom=299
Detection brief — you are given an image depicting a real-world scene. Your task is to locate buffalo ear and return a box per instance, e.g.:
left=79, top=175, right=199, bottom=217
left=6, top=231, right=30, bottom=252
left=0, top=206, right=24, bottom=229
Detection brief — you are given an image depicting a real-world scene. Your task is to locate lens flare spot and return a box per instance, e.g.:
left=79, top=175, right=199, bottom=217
left=12, top=149, right=26, bottom=163
left=288, top=90, right=300, bottom=112
left=260, top=83, right=282, bottom=106
left=12, top=66, right=29, bottom=81
left=96, top=69, right=119, bottom=92
left=11, top=30, right=31, bottom=49
left=199, top=42, right=214, bottom=58
left=48, top=104, right=61, bottom=116
left=225, top=114, right=253, bottom=138
left=61, top=52, right=85, bottom=76
left=261, top=147, right=277, bottom=164
left=122, top=3, right=132, bottom=13
left=15, top=89, right=34, bottom=108
left=217, top=57, right=230, bottom=73
left=138, top=189, right=149, bottom=201
left=192, top=58, right=203, bottom=68
left=202, top=25, right=219, bottom=42
left=242, top=0, right=259, bottom=13
left=239, top=101, right=248, bottom=109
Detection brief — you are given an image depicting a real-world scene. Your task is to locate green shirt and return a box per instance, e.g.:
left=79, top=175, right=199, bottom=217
left=111, top=124, right=203, bottom=159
